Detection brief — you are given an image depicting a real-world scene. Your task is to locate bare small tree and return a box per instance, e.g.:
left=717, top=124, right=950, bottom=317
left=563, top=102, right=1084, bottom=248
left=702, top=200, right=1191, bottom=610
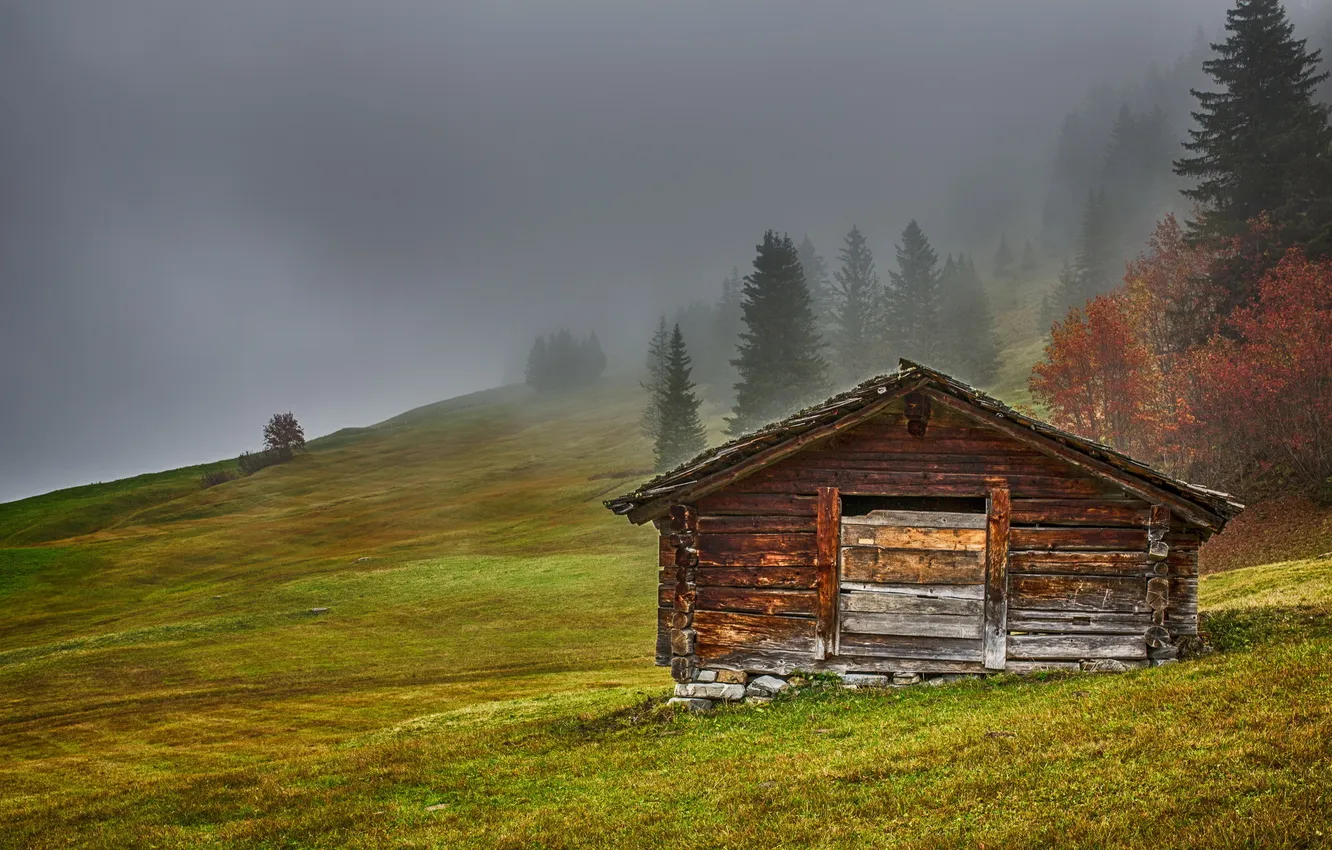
left=263, top=412, right=306, bottom=454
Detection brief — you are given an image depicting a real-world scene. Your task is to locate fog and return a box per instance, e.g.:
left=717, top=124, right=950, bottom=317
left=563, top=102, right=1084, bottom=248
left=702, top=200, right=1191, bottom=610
left=0, top=0, right=1236, bottom=502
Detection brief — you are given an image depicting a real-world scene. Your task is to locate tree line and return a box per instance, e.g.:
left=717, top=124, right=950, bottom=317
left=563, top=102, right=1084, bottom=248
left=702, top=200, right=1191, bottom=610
left=640, top=220, right=1009, bottom=470
left=1032, top=0, right=1332, bottom=503
left=524, top=330, right=606, bottom=394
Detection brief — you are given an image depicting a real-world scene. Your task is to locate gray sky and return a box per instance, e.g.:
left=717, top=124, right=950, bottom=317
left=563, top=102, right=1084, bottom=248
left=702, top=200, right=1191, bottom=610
left=0, top=0, right=1233, bottom=502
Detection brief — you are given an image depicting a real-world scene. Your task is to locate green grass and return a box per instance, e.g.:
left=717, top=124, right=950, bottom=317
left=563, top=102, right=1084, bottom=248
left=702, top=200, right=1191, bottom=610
left=1, top=378, right=1329, bottom=848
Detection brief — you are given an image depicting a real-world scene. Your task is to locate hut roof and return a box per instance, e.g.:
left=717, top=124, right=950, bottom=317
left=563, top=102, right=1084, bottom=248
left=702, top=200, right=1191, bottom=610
left=606, top=360, right=1244, bottom=530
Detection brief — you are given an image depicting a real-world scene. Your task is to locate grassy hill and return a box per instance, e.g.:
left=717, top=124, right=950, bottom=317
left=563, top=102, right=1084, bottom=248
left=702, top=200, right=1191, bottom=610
left=1, top=378, right=1329, bottom=849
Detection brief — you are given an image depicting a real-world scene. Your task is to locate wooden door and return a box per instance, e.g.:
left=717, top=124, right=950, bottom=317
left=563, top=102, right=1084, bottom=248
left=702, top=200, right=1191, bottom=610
left=836, top=509, right=988, bottom=665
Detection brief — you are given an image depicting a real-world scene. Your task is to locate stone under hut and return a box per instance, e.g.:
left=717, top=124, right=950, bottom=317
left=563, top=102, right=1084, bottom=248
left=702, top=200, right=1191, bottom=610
left=605, top=361, right=1243, bottom=709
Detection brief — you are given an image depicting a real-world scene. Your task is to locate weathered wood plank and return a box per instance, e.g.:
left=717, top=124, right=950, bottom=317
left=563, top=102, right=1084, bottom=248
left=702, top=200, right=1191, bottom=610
left=697, top=533, right=816, bottom=567
left=841, top=510, right=987, bottom=529
left=1007, top=633, right=1147, bottom=660
left=690, top=647, right=986, bottom=676
left=1010, top=499, right=1152, bottom=527
left=840, top=591, right=983, bottom=617
left=840, top=547, right=985, bottom=584
left=1166, top=576, right=1199, bottom=635
left=1009, top=574, right=1149, bottom=613
left=696, top=566, right=818, bottom=589
left=842, top=525, right=986, bottom=551
left=815, top=486, right=840, bottom=659
left=841, top=612, right=983, bottom=639
left=1009, top=527, right=1147, bottom=552
left=782, top=452, right=1072, bottom=475
left=984, top=486, right=1011, bottom=670
left=745, top=468, right=1106, bottom=498
left=697, top=515, right=817, bottom=534
left=838, top=633, right=984, bottom=662
left=1007, top=609, right=1151, bottom=634
left=692, top=610, right=817, bottom=655
left=1008, top=550, right=1151, bottom=575
left=658, top=583, right=673, bottom=607
left=838, top=582, right=985, bottom=600
left=1004, top=660, right=1082, bottom=673
left=921, top=387, right=1226, bottom=531
left=696, top=586, right=818, bottom=617
left=695, top=493, right=818, bottom=516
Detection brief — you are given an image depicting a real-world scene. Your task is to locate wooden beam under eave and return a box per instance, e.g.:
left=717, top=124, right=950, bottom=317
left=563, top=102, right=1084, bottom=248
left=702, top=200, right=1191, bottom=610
left=624, top=379, right=928, bottom=524
left=920, top=388, right=1224, bottom=532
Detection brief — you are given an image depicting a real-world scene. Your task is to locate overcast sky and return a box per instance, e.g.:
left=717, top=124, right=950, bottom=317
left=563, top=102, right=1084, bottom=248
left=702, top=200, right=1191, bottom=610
left=0, top=0, right=1236, bottom=502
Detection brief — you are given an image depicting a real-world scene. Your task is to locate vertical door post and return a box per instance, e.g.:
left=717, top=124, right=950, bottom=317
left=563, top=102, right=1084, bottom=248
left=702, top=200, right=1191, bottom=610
left=815, top=486, right=841, bottom=660
left=983, top=487, right=1011, bottom=670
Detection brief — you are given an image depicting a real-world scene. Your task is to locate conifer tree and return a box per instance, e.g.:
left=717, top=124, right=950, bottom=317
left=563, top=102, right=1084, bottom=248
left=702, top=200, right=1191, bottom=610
left=525, top=335, right=549, bottom=390
left=653, top=325, right=708, bottom=471
left=639, top=316, right=670, bottom=440
left=1021, top=240, right=1040, bottom=273
left=729, top=231, right=828, bottom=435
left=797, top=237, right=834, bottom=328
left=949, top=254, right=998, bottom=383
left=1175, top=0, right=1332, bottom=251
left=829, top=225, right=881, bottom=386
left=1074, top=188, right=1118, bottom=298
left=993, top=233, right=1016, bottom=280
left=706, top=268, right=745, bottom=404
left=884, top=220, right=942, bottom=364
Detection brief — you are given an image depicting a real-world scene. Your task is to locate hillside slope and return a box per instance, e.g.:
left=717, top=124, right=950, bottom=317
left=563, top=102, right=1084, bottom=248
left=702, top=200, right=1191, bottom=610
left=1, top=378, right=1329, bottom=849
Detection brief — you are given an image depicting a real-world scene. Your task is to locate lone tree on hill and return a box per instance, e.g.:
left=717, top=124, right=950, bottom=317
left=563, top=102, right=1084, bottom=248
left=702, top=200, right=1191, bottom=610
left=1175, top=0, right=1332, bottom=254
left=884, top=220, right=942, bottom=363
left=652, top=324, right=708, bottom=471
left=263, top=412, right=305, bottom=454
left=729, top=230, right=828, bottom=435
left=830, top=225, right=882, bottom=386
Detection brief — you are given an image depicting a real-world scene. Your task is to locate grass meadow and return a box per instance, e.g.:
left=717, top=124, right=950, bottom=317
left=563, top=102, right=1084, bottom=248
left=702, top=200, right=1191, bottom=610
left=1, top=380, right=1329, bottom=848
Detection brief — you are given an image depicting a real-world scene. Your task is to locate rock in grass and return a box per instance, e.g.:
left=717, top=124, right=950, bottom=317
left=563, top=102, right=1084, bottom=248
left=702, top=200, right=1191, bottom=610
left=1083, top=659, right=1129, bottom=673
left=745, top=675, right=789, bottom=698
left=715, top=669, right=747, bottom=685
left=309, top=607, right=330, bottom=614
left=675, top=682, right=745, bottom=701
left=841, top=673, right=890, bottom=689
left=666, top=697, right=712, bottom=712
left=693, top=669, right=718, bottom=683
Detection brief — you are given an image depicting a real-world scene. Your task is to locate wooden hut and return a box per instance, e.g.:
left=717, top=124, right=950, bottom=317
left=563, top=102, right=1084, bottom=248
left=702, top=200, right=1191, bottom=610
left=606, top=362, right=1243, bottom=705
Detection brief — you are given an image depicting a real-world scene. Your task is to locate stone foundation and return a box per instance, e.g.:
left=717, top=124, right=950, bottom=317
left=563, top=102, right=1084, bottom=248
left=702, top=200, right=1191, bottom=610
left=666, top=668, right=983, bottom=711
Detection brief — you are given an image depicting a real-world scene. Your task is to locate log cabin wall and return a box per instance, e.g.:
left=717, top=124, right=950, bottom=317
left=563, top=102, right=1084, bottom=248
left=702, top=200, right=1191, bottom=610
left=655, top=398, right=1204, bottom=680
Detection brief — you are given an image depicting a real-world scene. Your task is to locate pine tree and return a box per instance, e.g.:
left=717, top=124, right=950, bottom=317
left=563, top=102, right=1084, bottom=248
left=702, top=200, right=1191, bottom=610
left=653, top=325, right=708, bottom=471
left=525, top=335, right=549, bottom=391
left=580, top=332, right=606, bottom=383
left=942, top=254, right=998, bottom=383
left=1074, top=188, right=1118, bottom=298
left=1052, top=258, right=1083, bottom=314
left=829, top=225, right=882, bottom=386
left=729, top=231, right=829, bottom=435
left=639, top=317, right=670, bottom=440
left=1021, top=240, right=1040, bottom=273
left=797, top=237, right=833, bottom=328
left=706, top=268, right=745, bottom=404
left=884, top=220, right=942, bottom=364
left=1175, top=0, right=1332, bottom=248
left=992, top=233, right=1016, bottom=280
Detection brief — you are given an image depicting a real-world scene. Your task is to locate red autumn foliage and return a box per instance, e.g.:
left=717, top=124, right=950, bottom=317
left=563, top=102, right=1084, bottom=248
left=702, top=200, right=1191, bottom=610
left=1185, top=248, right=1332, bottom=493
left=1029, top=294, right=1161, bottom=458
left=1031, top=216, right=1332, bottom=499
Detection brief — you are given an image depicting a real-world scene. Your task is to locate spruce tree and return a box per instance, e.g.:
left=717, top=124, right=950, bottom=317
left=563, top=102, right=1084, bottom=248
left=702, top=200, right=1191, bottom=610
left=992, top=233, right=1016, bottom=280
left=653, top=325, right=708, bottom=471
left=639, top=317, right=670, bottom=440
left=1175, top=0, right=1332, bottom=248
left=1021, top=240, right=1040, bottom=273
left=1074, top=188, right=1117, bottom=297
left=829, top=225, right=881, bottom=386
left=525, top=335, right=549, bottom=391
left=944, top=254, right=998, bottom=384
left=884, top=220, right=942, bottom=364
left=797, top=237, right=833, bottom=328
left=729, top=231, right=829, bottom=435
left=706, top=268, right=745, bottom=405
